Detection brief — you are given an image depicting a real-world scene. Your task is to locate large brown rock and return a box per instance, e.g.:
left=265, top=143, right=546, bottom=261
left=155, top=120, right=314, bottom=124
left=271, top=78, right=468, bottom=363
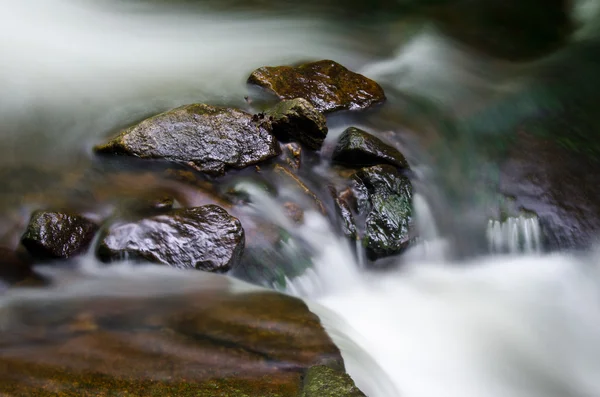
left=248, top=60, right=386, bottom=113
left=97, top=205, right=244, bottom=272
left=0, top=276, right=351, bottom=396
left=95, top=104, right=280, bottom=175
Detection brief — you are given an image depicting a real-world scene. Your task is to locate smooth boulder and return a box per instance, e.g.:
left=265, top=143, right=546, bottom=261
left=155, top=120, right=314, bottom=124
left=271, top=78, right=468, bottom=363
left=97, top=205, right=244, bottom=272
left=248, top=60, right=386, bottom=113
left=333, top=127, right=409, bottom=169
left=21, top=211, right=98, bottom=259
left=265, top=98, right=328, bottom=150
left=95, top=104, right=280, bottom=175
left=352, top=165, right=413, bottom=261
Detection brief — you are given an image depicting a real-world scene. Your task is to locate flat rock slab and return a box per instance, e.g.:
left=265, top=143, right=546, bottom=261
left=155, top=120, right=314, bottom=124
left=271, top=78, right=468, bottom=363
left=0, top=275, right=351, bottom=396
left=21, top=211, right=98, bottom=259
left=352, top=165, right=413, bottom=261
left=333, top=127, right=409, bottom=169
left=95, top=104, right=280, bottom=175
left=248, top=60, right=386, bottom=113
left=97, top=205, right=244, bottom=273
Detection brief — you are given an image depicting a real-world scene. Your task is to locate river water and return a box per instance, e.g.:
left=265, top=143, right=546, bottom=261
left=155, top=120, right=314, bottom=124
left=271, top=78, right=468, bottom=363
left=1, top=0, right=600, bottom=396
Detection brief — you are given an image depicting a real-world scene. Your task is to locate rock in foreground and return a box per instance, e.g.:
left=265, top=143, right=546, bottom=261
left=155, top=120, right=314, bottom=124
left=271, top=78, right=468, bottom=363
left=98, top=205, right=244, bottom=272
left=21, top=211, right=98, bottom=259
left=95, top=104, right=280, bottom=175
left=266, top=98, right=328, bottom=150
left=301, top=365, right=366, bottom=397
left=0, top=274, right=359, bottom=396
left=353, top=165, right=413, bottom=261
left=333, top=127, right=409, bottom=169
left=248, top=60, right=386, bottom=113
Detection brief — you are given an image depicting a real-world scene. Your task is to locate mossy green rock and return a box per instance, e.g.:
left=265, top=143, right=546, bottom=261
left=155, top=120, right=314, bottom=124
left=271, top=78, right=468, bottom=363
left=265, top=98, right=328, bottom=150
left=301, top=365, right=366, bottom=397
left=353, top=165, right=413, bottom=261
left=95, top=104, right=280, bottom=175
left=21, top=210, right=98, bottom=259
left=248, top=60, right=386, bottom=113
left=333, top=127, right=409, bottom=169
left=0, top=285, right=347, bottom=396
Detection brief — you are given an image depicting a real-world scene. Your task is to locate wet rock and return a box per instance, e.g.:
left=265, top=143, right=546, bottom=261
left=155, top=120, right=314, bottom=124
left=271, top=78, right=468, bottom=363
left=0, top=279, right=352, bottom=396
left=301, top=365, right=366, bottom=397
left=21, top=211, right=98, bottom=259
left=0, top=247, right=34, bottom=286
left=332, top=127, right=409, bottom=169
left=265, top=98, right=328, bottom=149
left=283, top=202, right=304, bottom=224
left=248, top=60, right=386, bottom=113
left=329, top=187, right=357, bottom=240
left=97, top=205, right=244, bottom=272
left=95, top=104, right=280, bottom=175
left=281, top=142, right=302, bottom=170
left=352, top=165, right=413, bottom=261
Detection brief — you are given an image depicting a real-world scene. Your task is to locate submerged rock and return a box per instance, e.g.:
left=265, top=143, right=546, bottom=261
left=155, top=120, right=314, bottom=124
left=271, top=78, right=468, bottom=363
left=248, top=60, right=386, bottom=113
left=329, top=187, right=357, bottom=241
left=265, top=98, right=328, bottom=150
left=95, top=104, right=280, bottom=175
left=97, top=205, right=244, bottom=272
left=333, top=127, right=409, bottom=169
left=273, top=165, right=326, bottom=215
left=280, top=142, right=303, bottom=170
left=21, top=211, right=98, bottom=259
left=301, top=365, right=366, bottom=397
left=0, top=281, right=356, bottom=396
left=352, top=165, right=413, bottom=261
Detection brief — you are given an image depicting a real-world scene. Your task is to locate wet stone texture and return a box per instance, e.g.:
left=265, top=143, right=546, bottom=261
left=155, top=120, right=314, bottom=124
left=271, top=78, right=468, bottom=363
left=265, top=98, right=328, bottom=150
left=94, top=103, right=280, bottom=175
left=352, top=165, right=413, bottom=261
left=0, top=286, right=354, bottom=396
left=332, top=127, right=409, bottom=169
left=20, top=211, right=99, bottom=260
left=248, top=60, right=386, bottom=113
left=97, top=205, right=244, bottom=273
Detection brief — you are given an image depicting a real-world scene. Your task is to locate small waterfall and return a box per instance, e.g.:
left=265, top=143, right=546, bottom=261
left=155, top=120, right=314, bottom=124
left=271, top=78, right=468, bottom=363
left=487, top=214, right=542, bottom=255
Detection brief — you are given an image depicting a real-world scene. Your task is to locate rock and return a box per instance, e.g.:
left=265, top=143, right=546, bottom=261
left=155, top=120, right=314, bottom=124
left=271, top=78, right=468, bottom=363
left=301, top=365, right=366, bottom=397
left=97, top=205, right=244, bottom=272
left=283, top=202, right=304, bottom=224
left=248, top=60, right=386, bottom=113
left=0, top=247, right=34, bottom=286
left=332, top=127, right=409, bottom=169
left=21, top=211, right=98, bottom=259
left=0, top=277, right=353, bottom=396
left=95, top=104, right=280, bottom=175
left=352, top=165, right=413, bottom=261
left=281, top=142, right=302, bottom=170
left=329, top=187, right=357, bottom=240
left=265, top=98, right=328, bottom=150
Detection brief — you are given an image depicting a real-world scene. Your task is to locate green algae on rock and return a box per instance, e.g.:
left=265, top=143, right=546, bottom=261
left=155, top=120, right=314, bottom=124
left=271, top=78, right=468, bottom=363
left=248, top=60, right=386, bottom=113
left=97, top=205, right=244, bottom=272
left=333, top=127, right=409, bottom=169
left=301, top=365, right=366, bottom=397
left=94, top=104, right=280, bottom=175
left=21, top=210, right=99, bottom=259
left=352, top=164, right=413, bottom=261
left=265, top=98, right=328, bottom=150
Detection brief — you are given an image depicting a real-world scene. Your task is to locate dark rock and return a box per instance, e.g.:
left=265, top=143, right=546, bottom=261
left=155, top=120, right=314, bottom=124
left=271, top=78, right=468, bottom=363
left=95, top=104, right=280, bottom=175
left=301, top=365, right=366, bottom=397
left=329, top=187, right=357, bottom=240
left=333, top=127, right=409, bottom=169
left=0, top=247, right=34, bottom=285
left=0, top=278, right=352, bottom=396
left=248, top=60, right=386, bottom=113
left=352, top=165, right=413, bottom=261
left=265, top=98, right=328, bottom=150
left=21, top=211, right=98, bottom=259
left=97, top=205, right=244, bottom=272
left=281, top=142, right=302, bottom=170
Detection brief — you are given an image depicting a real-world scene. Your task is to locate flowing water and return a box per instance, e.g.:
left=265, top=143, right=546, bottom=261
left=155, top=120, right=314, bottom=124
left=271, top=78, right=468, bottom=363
left=1, top=0, right=600, bottom=396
